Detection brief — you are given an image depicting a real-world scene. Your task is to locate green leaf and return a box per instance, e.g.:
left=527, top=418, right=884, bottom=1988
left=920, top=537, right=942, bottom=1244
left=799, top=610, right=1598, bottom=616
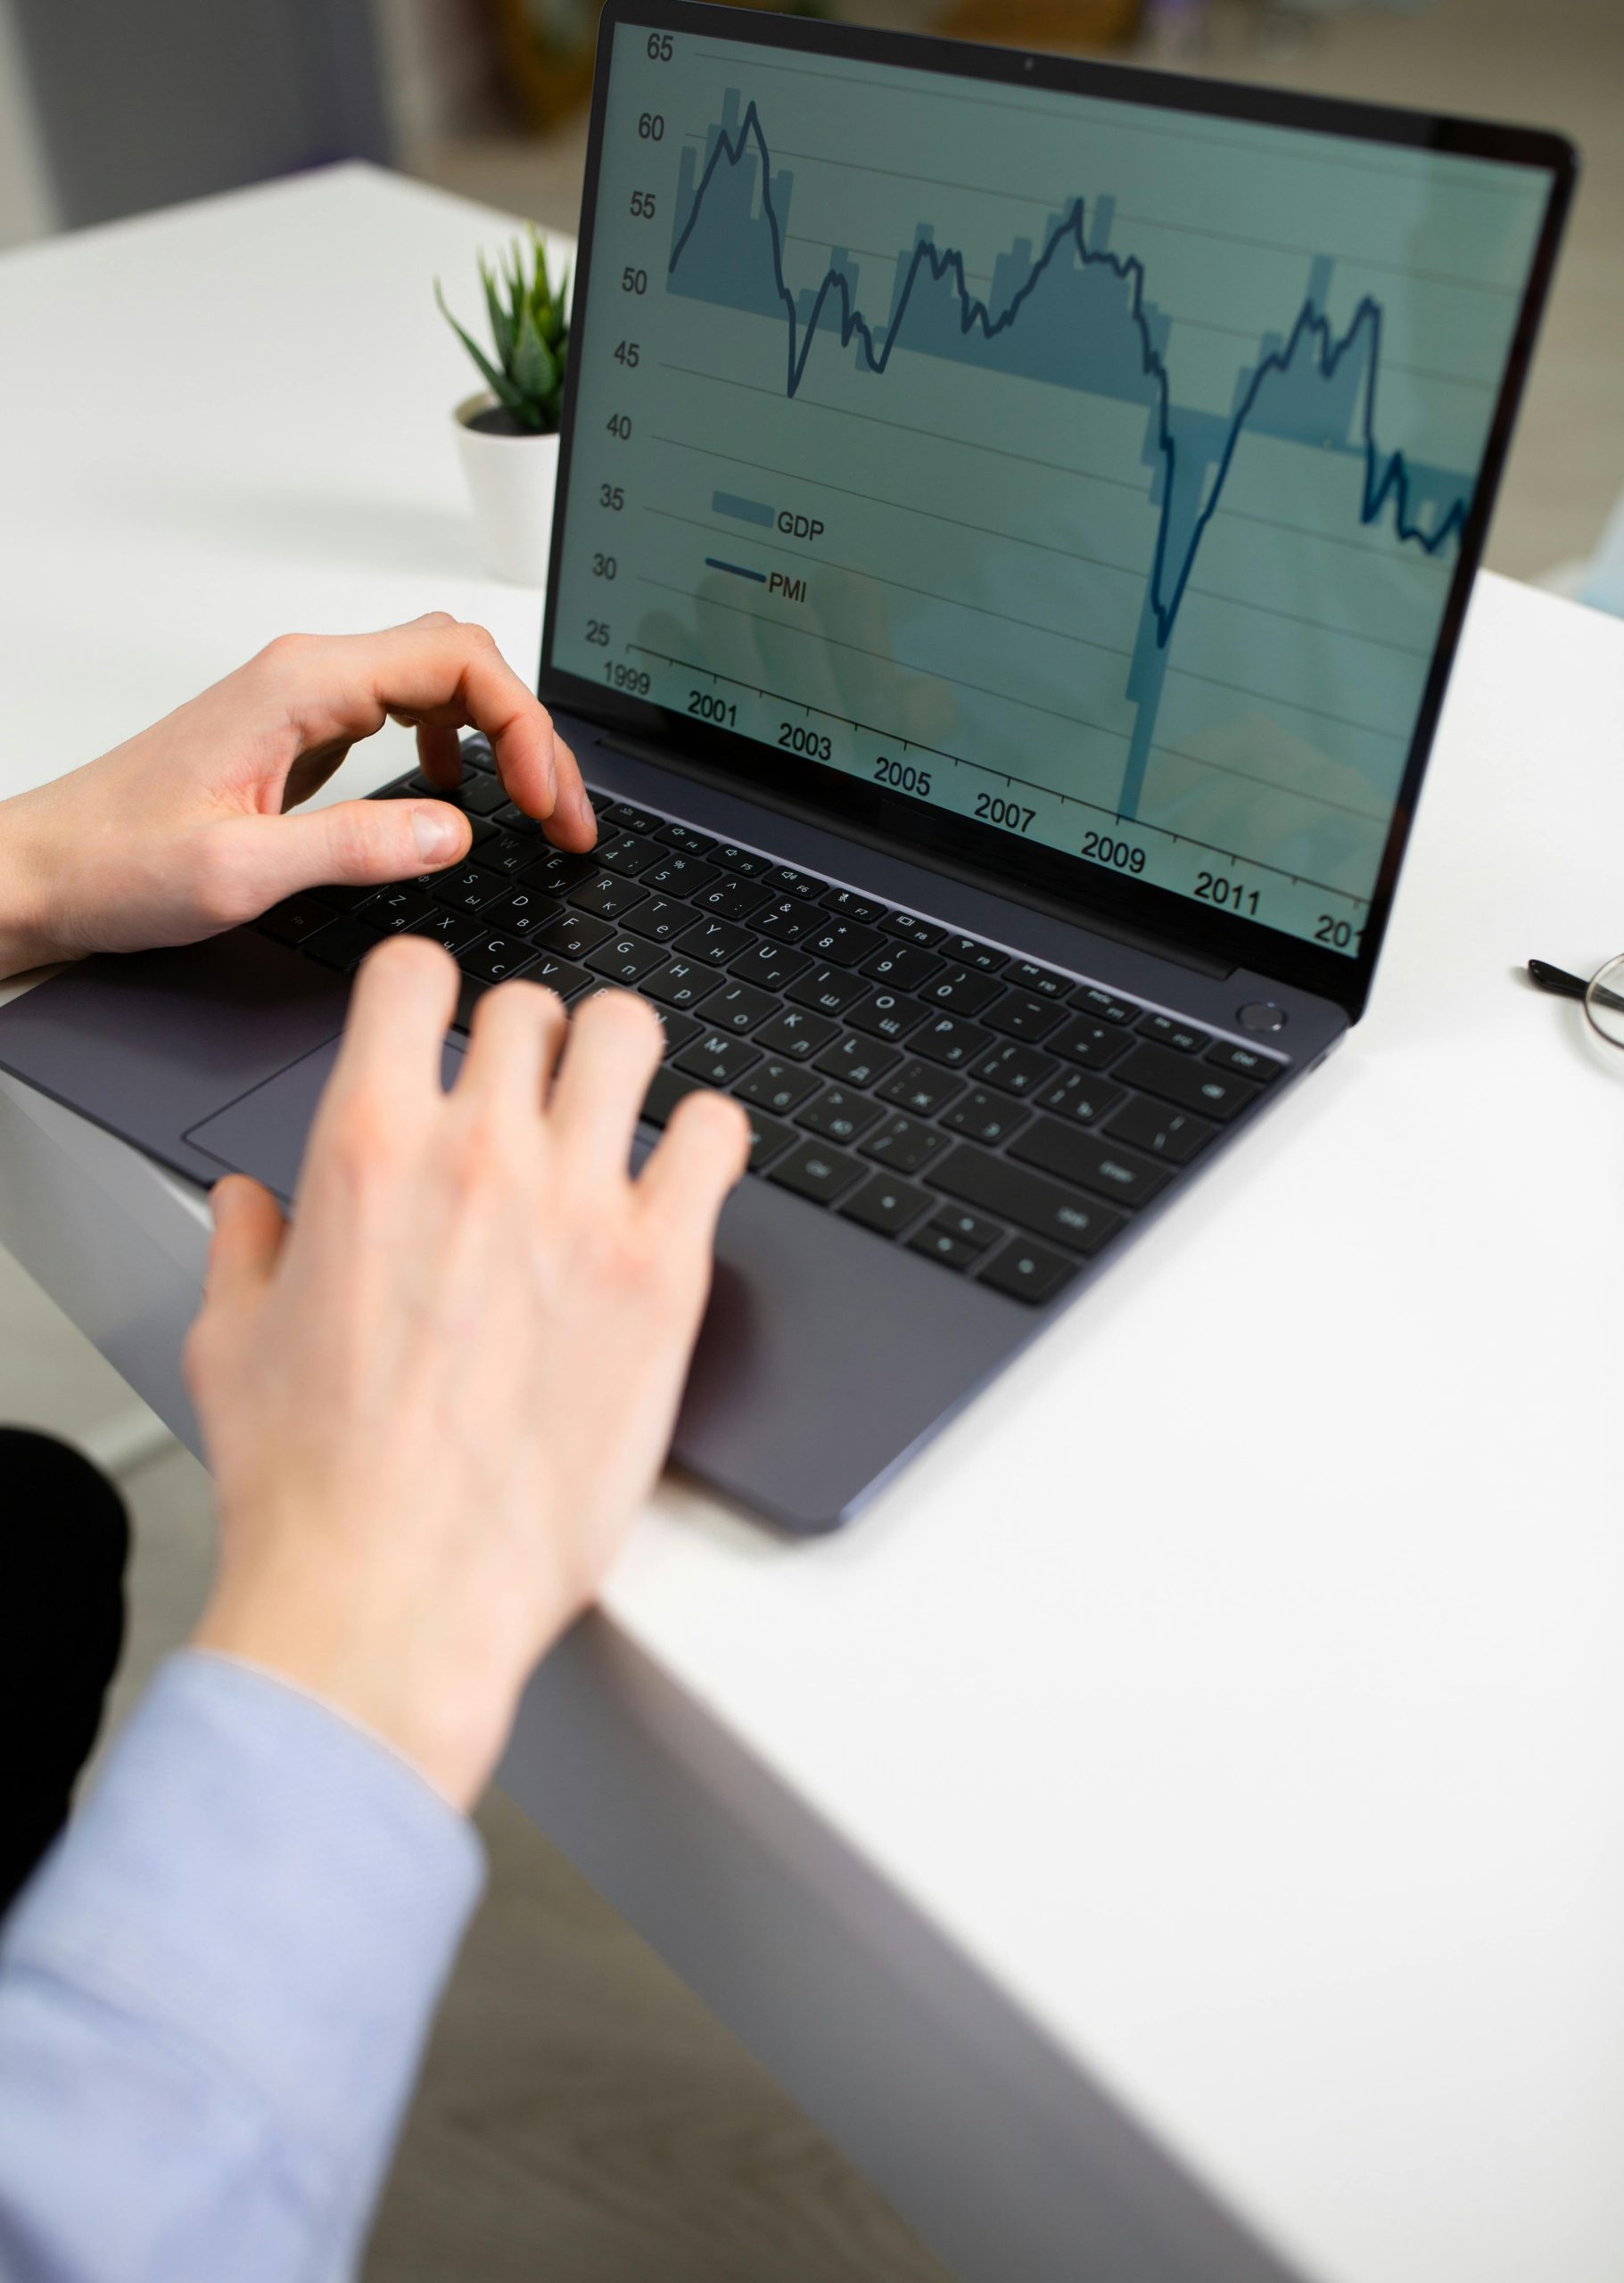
left=436, top=284, right=528, bottom=416
left=512, top=300, right=559, bottom=415
left=479, top=258, right=515, bottom=373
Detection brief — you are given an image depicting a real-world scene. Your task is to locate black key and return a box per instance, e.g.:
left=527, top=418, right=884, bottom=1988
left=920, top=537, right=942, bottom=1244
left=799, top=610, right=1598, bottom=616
left=755, top=897, right=820, bottom=945
left=586, top=934, right=668, bottom=985
left=738, top=1104, right=797, bottom=1172
left=658, top=820, right=718, bottom=857
left=1137, top=1011, right=1210, bottom=1054
left=839, top=1174, right=932, bottom=1238
left=648, top=1007, right=702, bottom=1057
left=674, top=1030, right=761, bottom=1087
left=985, top=991, right=1064, bottom=1043
left=1035, top=1069, right=1126, bottom=1128
left=1002, top=959, right=1070, bottom=1000
left=693, top=874, right=771, bottom=923
left=594, top=831, right=664, bottom=878
left=641, top=1063, right=702, bottom=1129
left=787, top=964, right=870, bottom=1017
left=768, top=1139, right=864, bottom=1206
left=934, top=1145, right=1125, bottom=1256
left=1049, top=1015, right=1132, bottom=1072
left=1117, top=1042, right=1261, bottom=1123
left=861, top=942, right=943, bottom=993
left=257, top=895, right=336, bottom=946
left=846, top=988, right=927, bottom=1044
left=306, top=918, right=383, bottom=972
left=482, top=831, right=543, bottom=878
left=521, top=849, right=599, bottom=894
left=878, top=1058, right=965, bottom=1117
left=736, top=1059, right=823, bottom=1116
left=970, top=1040, right=1056, bottom=1099
left=569, top=872, right=647, bottom=922
left=408, top=910, right=487, bottom=956
left=800, top=918, right=886, bottom=968
left=430, top=863, right=507, bottom=914
left=943, top=935, right=1002, bottom=975
left=363, top=885, right=438, bottom=935
left=1071, top=983, right=1139, bottom=1025
left=820, top=886, right=888, bottom=926
left=309, top=882, right=379, bottom=915
left=452, top=773, right=510, bottom=816
left=881, top=911, right=945, bottom=948
left=1010, top=1117, right=1169, bottom=1209
left=486, top=885, right=562, bottom=936
left=644, top=853, right=720, bottom=898
left=812, top=1033, right=901, bottom=1089
left=642, top=958, right=710, bottom=1010
left=537, top=910, right=614, bottom=960
left=931, top=1203, right=1003, bottom=1250
left=676, top=916, right=754, bottom=968
left=913, top=1013, right=993, bottom=1070
left=464, top=813, right=502, bottom=850
left=460, top=935, right=537, bottom=985
left=977, top=1237, right=1079, bottom=1306
left=712, top=842, right=770, bottom=878
left=922, top=967, right=1002, bottom=1018
left=602, top=800, right=663, bottom=834
left=523, top=952, right=592, bottom=1001
left=698, top=979, right=779, bottom=1034
left=907, top=1220, right=991, bottom=1273
left=1104, top=1097, right=1216, bottom=1165
left=755, top=1006, right=838, bottom=1061
left=763, top=862, right=823, bottom=902
left=729, top=939, right=811, bottom=993
left=861, top=1114, right=945, bottom=1175
left=1207, top=1041, right=1284, bottom=1084
left=458, top=737, right=494, bottom=771
left=404, top=771, right=506, bottom=817
left=938, top=1088, right=1031, bottom=1148
left=492, top=801, right=543, bottom=836
left=623, top=894, right=688, bottom=944
left=797, top=1086, right=882, bottom=1144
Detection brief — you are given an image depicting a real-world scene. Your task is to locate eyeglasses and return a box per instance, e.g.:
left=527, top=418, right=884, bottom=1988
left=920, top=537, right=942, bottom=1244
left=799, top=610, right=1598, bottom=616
left=1529, top=955, right=1624, bottom=1049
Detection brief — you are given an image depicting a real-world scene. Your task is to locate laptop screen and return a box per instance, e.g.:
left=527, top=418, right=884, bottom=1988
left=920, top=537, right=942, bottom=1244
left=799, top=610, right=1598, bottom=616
left=543, top=4, right=1569, bottom=1000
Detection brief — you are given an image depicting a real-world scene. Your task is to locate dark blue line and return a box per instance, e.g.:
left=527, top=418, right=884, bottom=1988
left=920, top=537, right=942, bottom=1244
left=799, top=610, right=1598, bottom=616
left=705, top=556, right=769, bottom=582
left=667, top=101, right=1467, bottom=650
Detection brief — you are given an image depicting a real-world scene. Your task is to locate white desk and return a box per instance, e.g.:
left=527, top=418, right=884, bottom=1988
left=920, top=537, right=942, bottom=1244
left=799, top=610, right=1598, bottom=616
left=4, top=165, right=1624, bottom=2283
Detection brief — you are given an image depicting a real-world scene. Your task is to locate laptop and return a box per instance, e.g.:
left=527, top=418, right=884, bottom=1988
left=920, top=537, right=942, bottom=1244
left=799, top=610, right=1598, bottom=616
left=0, top=1, right=1573, bottom=1531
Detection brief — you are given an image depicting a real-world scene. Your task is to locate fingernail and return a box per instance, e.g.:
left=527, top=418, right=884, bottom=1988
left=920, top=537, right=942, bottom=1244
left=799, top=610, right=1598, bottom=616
left=573, top=784, right=596, bottom=836
left=412, top=804, right=462, bottom=863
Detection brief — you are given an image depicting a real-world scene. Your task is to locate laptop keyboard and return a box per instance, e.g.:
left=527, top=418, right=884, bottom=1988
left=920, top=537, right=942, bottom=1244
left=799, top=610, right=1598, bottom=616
left=252, top=739, right=1286, bottom=1306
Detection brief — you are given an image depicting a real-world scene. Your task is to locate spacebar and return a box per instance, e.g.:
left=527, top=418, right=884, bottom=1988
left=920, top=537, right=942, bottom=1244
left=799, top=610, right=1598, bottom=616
left=933, top=1144, right=1125, bottom=1257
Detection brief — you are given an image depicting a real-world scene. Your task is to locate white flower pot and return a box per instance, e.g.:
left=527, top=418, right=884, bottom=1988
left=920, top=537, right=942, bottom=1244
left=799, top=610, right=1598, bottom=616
left=452, top=390, right=560, bottom=586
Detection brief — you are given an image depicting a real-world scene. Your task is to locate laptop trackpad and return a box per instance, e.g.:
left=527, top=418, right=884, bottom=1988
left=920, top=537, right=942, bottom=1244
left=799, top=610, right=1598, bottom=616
left=185, top=1034, right=466, bottom=1202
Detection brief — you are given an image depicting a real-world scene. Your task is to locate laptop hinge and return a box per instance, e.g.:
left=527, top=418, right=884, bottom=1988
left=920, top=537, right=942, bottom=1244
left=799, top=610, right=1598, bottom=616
left=595, top=732, right=1231, bottom=983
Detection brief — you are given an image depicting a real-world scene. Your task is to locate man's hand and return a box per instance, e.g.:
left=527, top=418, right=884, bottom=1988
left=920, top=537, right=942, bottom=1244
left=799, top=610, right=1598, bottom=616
left=0, top=615, right=595, bottom=979
left=184, top=938, right=749, bottom=1809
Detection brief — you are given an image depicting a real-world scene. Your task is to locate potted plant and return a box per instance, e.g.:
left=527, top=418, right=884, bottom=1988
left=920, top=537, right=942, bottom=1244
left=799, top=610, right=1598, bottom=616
left=437, top=230, right=569, bottom=585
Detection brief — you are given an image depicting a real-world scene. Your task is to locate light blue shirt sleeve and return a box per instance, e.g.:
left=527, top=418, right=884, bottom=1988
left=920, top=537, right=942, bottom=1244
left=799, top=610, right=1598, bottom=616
left=0, top=1650, right=485, bottom=2283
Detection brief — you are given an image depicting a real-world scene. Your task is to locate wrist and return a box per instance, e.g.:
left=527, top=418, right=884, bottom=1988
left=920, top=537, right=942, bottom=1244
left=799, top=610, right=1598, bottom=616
left=191, top=1535, right=555, bottom=1810
left=0, top=785, right=78, bottom=980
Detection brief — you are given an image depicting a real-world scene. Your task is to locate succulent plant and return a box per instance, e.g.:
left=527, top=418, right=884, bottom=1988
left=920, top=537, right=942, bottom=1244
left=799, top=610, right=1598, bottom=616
left=437, top=229, right=570, bottom=433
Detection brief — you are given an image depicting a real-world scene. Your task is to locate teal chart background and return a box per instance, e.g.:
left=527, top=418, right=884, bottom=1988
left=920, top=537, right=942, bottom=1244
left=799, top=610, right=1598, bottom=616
left=551, top=21, right=1550, bottom=954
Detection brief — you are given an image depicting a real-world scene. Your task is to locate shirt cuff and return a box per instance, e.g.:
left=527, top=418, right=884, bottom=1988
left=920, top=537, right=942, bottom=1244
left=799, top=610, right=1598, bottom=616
left=1, top=1648, right=485, bottom=2215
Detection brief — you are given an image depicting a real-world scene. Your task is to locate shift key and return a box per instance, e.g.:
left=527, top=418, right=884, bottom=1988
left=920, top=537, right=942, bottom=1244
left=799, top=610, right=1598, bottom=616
left=933, top=1143, right=1124, bottom=1256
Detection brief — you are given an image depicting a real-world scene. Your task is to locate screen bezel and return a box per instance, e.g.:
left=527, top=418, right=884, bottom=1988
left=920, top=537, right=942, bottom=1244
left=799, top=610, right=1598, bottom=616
left=538, top=0, right=1576, bottom=1021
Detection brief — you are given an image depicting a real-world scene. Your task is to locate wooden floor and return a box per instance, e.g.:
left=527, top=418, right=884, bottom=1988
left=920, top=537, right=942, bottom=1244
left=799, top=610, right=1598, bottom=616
left=95, top=1431, right=951, bottom=2283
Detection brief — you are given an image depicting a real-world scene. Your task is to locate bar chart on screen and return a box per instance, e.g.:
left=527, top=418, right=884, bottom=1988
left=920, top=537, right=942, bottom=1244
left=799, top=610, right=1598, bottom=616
left=553, top=21, right=1550, bottom=952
